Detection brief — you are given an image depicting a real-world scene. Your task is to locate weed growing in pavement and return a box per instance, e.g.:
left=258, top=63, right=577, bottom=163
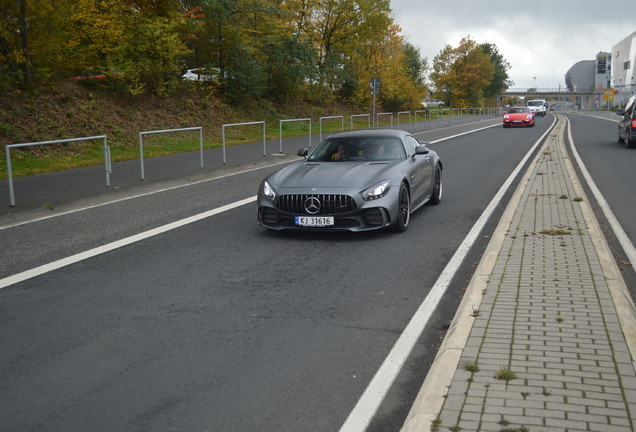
left=556, top=317, right=564, bottom=323
left=42, top=202, right=54, bottom=210
left=464, top=363, right=479, bottom=373
left=470, top=306, right=481, bottom=317
left=495, top=368, right=517, bottom=382
left=430, top=416, right=441, bottom=431
left=573, top=197, right=583, bottom=202
left=540, top=229, right=571, bottom=236
left=559, top=194, right=569, bottom=199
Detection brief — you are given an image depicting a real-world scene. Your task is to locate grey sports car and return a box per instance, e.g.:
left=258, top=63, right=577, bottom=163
left=257, top=129, right=442, bottom=232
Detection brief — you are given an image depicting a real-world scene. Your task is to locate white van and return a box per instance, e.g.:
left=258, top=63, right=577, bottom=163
left=527, top=99, right=547, bottom=117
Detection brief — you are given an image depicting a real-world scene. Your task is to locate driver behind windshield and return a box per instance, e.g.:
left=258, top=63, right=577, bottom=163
left=331, top=142, right=348, bottom=160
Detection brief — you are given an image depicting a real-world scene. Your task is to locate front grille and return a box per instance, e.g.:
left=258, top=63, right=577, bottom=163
left=276, top=194, right=357, bottom=215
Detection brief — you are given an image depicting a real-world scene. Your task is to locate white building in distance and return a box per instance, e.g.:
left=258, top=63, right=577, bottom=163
left=612, top=30, right=636, bottom=106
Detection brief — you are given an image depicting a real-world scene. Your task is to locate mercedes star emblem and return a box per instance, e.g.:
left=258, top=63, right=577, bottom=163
left=304, top=196, right=321, bottom=214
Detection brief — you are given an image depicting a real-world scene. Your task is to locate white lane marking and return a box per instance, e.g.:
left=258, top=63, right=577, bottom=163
left=0, top=159, right=294, bottom=230
left=565, top=117, right=636, bottom=274
left=569, top=112, right=619, bottom=123
left=586, top=116, right=618, bottom=123
left=0, top=197, right=256, bottom=290
left=338, top=117, right=557, bottom=432
left=415, top=122, right=500, bottom=143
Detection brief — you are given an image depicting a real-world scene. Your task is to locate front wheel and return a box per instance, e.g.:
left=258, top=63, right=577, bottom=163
left=428, top=165, right=442, bottom=205
left=393, top=183, right=410, bottom=232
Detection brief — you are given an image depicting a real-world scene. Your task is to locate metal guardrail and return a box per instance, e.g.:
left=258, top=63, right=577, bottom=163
left=139, top=127, right=203, bottom=181
left=222, top=121, right=266, bottom=164
left=5, top=136, right=110, bottom=207
left=3, top=107, right=501, bottom=207
left=397, top=111, right=412, bottom=130
left=350, top=114, right=371, bottom=130
left=319, top=116, right=344, bottom=142
left=376, top=112, right=393, bottom=129
left=279, top=118, right=312, bottom=152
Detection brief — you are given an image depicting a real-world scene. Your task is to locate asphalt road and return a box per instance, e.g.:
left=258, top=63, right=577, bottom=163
left=0, top=114, right=589, bottom=432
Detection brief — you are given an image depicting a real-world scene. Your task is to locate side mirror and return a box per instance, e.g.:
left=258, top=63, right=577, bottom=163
left=297, top=148, right=309, bottom=157
left=616, top=110, right=624, bottom=116
left=414, top=146, right=429, bottom=157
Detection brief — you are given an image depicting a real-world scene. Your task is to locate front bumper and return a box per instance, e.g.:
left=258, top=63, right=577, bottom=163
left=503, top=118, right=533, bottom=126
left=257, top=206, right=392, bottom=232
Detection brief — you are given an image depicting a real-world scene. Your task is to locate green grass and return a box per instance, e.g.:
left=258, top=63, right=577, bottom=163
left=1, top=119, right=358, bottom=180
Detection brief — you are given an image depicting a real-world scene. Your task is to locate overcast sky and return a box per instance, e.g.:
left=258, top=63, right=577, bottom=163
left=390, top=0, right=635, bottom=90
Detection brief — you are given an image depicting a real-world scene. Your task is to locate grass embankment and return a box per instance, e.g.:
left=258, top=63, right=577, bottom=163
left=0, top=81, right=373, bottom=180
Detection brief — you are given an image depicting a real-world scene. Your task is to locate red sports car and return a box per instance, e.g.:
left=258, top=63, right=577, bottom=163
left=503, top=106, right=535, bottom=127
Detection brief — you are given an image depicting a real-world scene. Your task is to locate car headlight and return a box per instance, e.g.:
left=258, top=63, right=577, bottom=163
left=504, top=114, right=510, bottom=119
left=262, top=180, right=276, bottom=201
left=526, top=114, right=533, bottom=119
left=361, top=179, right=391, bottom=201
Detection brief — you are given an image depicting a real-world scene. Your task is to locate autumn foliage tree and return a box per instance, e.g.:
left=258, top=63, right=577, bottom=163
left=4, top=0, right=506, bottom=112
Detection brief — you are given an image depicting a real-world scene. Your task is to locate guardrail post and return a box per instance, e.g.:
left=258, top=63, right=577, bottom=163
left=5, top=135, right=110, bottom=207
left=139, top=127, right=204, bottom=179
left=221, top=121, right=266, bottom=164
left=6, top=145, right=15, bottom=207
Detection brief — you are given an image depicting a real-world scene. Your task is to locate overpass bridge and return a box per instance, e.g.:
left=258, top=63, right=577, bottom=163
left=500, top=88, right=601, bottom=109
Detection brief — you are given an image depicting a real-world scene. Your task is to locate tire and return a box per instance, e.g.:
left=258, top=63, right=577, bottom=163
left=428, top=165, right=442, bottom=205
left=393, top=183, right=410, bottom=232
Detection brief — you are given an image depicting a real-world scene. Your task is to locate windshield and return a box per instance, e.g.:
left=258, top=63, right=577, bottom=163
left=527, top=101, right=544, bottom=107
left=307, top=136, right=405, bottom=162
left=508, top=107, right=531, bottom=114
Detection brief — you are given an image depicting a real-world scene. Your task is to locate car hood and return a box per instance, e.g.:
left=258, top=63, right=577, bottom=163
left=271, top=161, right=396, bottom=189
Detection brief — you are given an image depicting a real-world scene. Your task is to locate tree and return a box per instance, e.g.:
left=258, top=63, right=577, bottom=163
left=402, top=42, right=426, bottom=88
left=480, top=42, right=512, bottom=103
left=115, top=15, right=190, bottom=95
left=0, top=0, right=49, bottom=89
left=430, top=36, right=495, bottom=107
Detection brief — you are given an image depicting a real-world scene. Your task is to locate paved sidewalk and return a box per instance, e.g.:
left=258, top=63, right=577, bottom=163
left=402, top=116, right=636, bottom=431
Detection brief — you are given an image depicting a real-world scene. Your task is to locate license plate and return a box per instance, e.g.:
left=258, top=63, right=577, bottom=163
left=295, top=216, right=334, bottom=227
left=513, top=120, right=521, bottom=123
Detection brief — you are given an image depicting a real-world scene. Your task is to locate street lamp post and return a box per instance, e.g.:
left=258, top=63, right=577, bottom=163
left=533, top=77, right=536, bottom=90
